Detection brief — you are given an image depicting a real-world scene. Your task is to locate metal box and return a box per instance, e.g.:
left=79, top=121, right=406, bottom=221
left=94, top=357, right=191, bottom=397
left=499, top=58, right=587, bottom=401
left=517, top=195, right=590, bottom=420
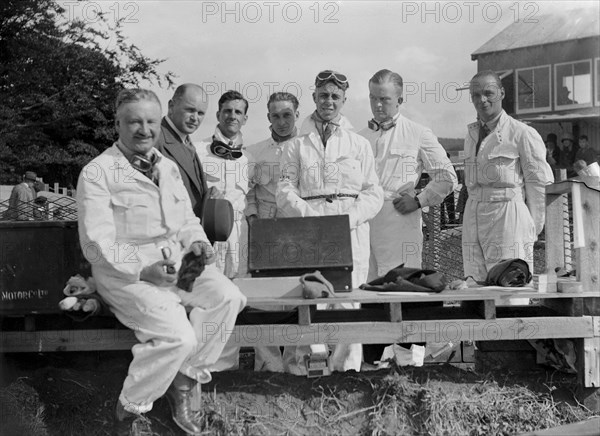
left=248, top=215, right=353, bottom=291
left=0, top=221, right=90, bottom=315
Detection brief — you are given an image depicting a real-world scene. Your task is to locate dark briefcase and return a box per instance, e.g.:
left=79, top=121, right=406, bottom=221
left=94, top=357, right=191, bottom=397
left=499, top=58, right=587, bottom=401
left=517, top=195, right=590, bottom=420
left=248, top=215, right=353, bottom=291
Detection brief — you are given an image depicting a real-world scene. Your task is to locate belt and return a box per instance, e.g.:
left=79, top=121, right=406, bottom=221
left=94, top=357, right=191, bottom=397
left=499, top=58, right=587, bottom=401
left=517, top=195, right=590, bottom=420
left=468, top=186, right=524, bottom=202
left=302, top=193, right=358, bottom=203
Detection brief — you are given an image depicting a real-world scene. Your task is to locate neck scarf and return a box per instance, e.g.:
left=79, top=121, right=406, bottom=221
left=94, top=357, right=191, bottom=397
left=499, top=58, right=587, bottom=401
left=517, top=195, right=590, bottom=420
left=311, top=111, right=340, bottom=146
left=271, top=126, right=297, bottom=143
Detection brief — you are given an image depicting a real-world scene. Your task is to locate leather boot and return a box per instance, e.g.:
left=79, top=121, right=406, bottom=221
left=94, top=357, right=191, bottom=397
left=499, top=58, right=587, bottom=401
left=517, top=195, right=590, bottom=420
left=165, top=380, right=203, bottom=435
left=114, top=401, right=152, bottom=436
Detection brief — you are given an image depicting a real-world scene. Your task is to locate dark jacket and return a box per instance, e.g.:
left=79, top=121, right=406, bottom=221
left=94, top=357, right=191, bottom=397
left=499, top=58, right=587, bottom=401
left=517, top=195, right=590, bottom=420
left=155, top=118, right=208, bottom=219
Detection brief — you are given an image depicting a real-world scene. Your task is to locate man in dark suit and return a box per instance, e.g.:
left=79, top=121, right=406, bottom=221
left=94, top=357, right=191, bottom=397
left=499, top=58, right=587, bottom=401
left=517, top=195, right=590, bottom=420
left=155, top=83, right=209, bottom=218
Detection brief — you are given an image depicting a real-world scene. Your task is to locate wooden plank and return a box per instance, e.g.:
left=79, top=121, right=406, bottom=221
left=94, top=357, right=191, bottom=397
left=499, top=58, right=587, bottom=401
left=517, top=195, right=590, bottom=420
left=240, top=288, right=598, bottom=308
left=582, top=337, right=600, bottom=387
left=0, top=329, right=138, bottom=352
left=2, top=317, right=595, bottom=352
left=480, top=300, right=496, bottom=319
left=575, top=180, right=600, bottom=294
left=298, top=306, right=312, bottom=325
left=544, top=192, right=566, bottom=282
left=233, top=277, right=303, bottom=298
left=388, top=303, right=402, bottom=322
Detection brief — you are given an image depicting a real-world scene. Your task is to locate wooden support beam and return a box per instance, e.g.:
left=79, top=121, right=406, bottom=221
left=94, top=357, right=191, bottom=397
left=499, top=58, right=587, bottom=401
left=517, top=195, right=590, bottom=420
left=2, top=317, right=595, bottom=352
left=575, top=177, right=600, bottom=296
left=388, top=303, right=402, bottom=322
left=544, top=189, right=567, bottom=281
left=298, top=306, right=312, bottom=325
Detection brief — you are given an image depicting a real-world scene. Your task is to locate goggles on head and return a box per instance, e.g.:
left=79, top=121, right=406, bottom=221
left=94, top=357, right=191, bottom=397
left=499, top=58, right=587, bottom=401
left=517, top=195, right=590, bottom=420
left=315, top=70, right=349, bottom=89
left=210, top=138, right=243, bottom=160
left=368, top=118, right=396, bottom=132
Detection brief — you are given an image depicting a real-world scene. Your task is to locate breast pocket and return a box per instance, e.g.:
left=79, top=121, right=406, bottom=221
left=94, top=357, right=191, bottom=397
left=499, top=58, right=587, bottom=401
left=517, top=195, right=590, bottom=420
left=483, top=145, right=520, bottom=185
left=335, top=157, right=362, bottom=191
left=387, top=149, right=419, bottom=188
left=111, top=194, right=151, bottom=237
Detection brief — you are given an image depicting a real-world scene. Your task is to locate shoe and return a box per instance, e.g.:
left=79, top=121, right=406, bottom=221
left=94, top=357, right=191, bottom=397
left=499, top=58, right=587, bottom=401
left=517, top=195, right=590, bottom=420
left=164, top=383, right=203, bottom=435
left=114, top=401, right=152, bottom=436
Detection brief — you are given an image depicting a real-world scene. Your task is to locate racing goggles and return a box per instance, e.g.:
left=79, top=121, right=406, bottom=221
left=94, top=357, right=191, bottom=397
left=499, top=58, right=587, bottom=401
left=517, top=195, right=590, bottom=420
left=315, top=70, right=349, bottom=89
left=210, top=138, right=243, bottom=160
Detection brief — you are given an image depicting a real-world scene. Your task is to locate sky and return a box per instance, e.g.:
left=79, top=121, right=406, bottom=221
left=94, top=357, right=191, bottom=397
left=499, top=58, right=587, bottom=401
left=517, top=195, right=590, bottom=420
left=61, top=0, right=598, bottom=145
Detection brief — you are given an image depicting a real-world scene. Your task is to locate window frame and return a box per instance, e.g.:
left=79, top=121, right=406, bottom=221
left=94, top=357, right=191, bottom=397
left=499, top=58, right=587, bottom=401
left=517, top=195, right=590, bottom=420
left=554, top=59, right=593, bottom=110
left=515, top=64, right=552, bottom=114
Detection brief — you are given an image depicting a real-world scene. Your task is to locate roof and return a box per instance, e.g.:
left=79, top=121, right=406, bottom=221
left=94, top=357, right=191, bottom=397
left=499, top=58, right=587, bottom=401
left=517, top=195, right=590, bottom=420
left=472, top=9, right=599, bottom=58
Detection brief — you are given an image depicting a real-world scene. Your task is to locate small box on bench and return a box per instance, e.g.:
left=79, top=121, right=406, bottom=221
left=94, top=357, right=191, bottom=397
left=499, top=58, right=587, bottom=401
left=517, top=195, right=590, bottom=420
left=248, top=215, right=353, bottom=291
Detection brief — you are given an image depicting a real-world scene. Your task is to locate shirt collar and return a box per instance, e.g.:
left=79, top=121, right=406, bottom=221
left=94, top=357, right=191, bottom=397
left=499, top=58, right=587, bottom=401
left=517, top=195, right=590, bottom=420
left=165, top=116, right=189, bottom=143
left=481, top=110, right=503, bottom=132
left=214, top=126, right=243, bottom=147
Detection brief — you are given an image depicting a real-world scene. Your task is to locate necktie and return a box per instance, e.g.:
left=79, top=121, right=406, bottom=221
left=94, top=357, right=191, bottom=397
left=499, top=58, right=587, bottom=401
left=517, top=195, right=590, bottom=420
left=184, top=135, right=195, bottom=151
left=322, top=121, right=335, bottom=145
left=475, top=123, right=490, bottom=156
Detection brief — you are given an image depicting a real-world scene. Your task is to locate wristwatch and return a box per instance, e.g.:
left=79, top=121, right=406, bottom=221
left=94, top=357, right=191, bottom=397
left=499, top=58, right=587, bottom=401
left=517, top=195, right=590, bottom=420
left=414, top=195, right=421, bottom=209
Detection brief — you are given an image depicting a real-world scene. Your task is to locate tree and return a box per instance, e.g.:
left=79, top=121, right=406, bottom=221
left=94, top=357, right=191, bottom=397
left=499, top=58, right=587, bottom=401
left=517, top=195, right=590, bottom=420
left=0, top=0, right=174, bottom=186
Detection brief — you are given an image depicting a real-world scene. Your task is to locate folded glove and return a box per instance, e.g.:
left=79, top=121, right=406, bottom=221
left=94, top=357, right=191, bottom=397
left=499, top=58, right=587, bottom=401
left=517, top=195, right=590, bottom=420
left=485, top=258, right=532, bottom=287
left=177, top=251, right=206, bottom=292
left=360, top=264, right=447, bottom=293
left=300, top=270, right=335, bottom=299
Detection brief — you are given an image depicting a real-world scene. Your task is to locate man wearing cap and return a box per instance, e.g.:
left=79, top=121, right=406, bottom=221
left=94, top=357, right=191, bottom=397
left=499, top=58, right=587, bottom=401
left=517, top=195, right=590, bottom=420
left=6, top=171, right=37, bottom=220
left=462, top=70, right=553, bottom=284
left=196, top=90, right=250, bottom=371
left=359, top=69, right=457, bottom=276
left=277, top=70, right=384, bottom=373
left=556, top=132, right=578, bottom=178
left=155, top=83, right=210, bottom=220
left=77, top=89, right=246, bottom=435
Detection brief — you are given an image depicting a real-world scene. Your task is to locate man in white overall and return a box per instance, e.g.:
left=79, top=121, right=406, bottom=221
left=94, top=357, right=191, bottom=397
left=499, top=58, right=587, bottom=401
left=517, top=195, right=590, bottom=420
left=245, top=91, right=302, bottom=373
left=77, top=89, right=246, bottom=435
left=277, top=70, right=384, bottom=373
left=462, top=70, right=553, bottom=285
left=196, top=90, right=250, bottom=371
left=359, top=69, right=457, bottom=277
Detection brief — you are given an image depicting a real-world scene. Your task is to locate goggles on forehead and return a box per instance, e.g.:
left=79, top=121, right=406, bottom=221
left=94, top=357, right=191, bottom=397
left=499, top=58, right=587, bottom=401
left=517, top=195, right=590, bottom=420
left=210, top=139, right=243, bottom=160
left=315, top=70, right=348, bottom=88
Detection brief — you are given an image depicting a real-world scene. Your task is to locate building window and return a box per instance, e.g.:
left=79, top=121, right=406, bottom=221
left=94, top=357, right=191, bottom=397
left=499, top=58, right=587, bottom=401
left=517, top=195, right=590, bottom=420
left=516, top=65, right=551, bottom=113
left=555, top=60, right=592, bottom=108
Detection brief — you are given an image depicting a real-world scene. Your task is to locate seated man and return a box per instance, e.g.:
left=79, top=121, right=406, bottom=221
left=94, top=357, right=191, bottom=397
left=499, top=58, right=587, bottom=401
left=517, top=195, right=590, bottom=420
left=77, top=88, right=246, bottom=436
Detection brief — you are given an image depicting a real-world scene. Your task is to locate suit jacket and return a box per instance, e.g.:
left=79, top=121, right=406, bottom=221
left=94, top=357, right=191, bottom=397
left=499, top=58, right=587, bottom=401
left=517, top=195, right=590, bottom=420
left=155, top=118, right=208, bottom=219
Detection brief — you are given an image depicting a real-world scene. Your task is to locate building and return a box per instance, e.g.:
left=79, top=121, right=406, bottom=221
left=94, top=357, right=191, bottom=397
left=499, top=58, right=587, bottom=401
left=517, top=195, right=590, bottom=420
left=470, top=8, right=600, bottom=152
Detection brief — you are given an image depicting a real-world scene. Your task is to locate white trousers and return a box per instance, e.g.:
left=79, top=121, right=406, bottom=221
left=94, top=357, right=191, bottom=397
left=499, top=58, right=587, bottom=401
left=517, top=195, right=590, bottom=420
left=95, top=264, right=246, bottom=414
left=368, top=200, right=422, bottom=281
left=462, top=197, right=535, bottom=305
